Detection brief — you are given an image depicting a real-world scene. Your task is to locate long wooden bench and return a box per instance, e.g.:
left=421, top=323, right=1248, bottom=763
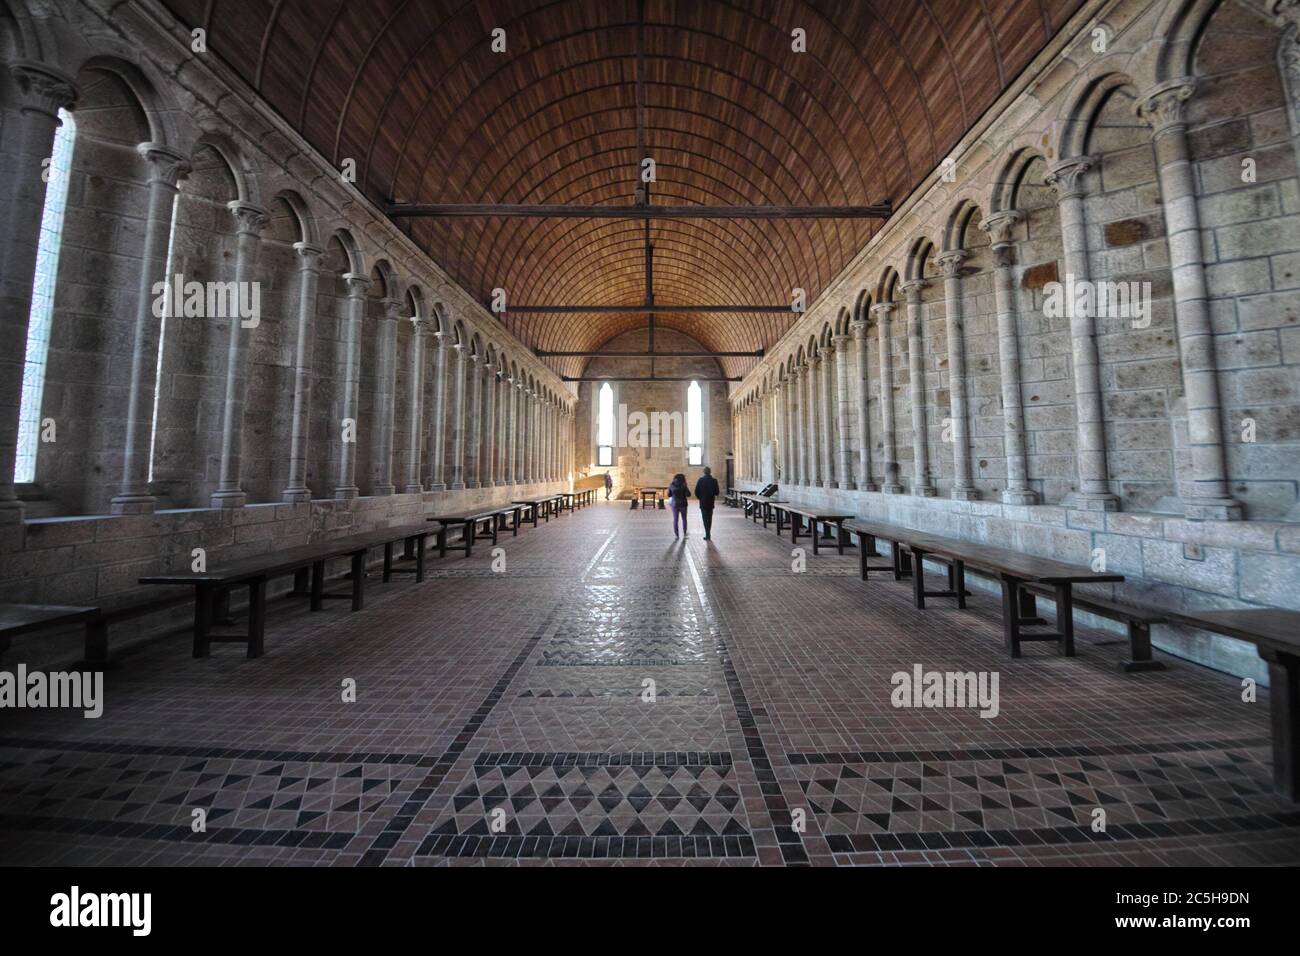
left=139, top=523, right=433, bottom=659
left=513, top=497, right=559, bottom=527
left=1021, top=582, right=1166, bottom=672
left=0, top=604, right=99, bottom=661
left=772, top=504, right=854, bottom=555
left=1156, top=608, right=1300, bottom=800
left=428, top=507, right=519, bottom=558
left=844, top=518, right=1123, bottom=659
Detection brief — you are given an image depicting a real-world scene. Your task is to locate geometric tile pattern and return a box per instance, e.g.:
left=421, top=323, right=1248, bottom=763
left=2, top=503, right=1299, bottom=867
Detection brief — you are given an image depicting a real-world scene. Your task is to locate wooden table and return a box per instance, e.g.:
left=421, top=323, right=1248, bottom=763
left=637, top=488, right=661, bottom=510
left=773, top=505, right=854, bottom=555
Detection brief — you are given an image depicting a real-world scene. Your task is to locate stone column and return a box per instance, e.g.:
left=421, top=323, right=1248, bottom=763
left=980, top=212, right=1038, bottom=505
left=211, top=201, right=270, bottom=508
left=333, top=274, right=369, bottom=499
left=404, top=317, right=433, bottom=494
left=791, top=367, right=805, bottom=484
left=1045, top=157, right=1120, bottom=511
left=872, top=302, right=903, bottom=494
left=807, top=358, right=821, bottom=487
left=282, top=242, right=323, bottom=502
left=426, top=332, right=449, bottom=491
left=369, top=297, right=402, bottom=496
left=937, top=249, right=978, bottom=500
left=0, top=63, right=78, bottom=520
left=110, top=143, right=191, bottom=515
left=495, top=372, right=509, bottom=485
left=1140, top=80, right=1243, bottom=520
left=851, top=321, right=876, bottom=491
left=482, top=361, right=496, bottom=487
left=509, top=380, right=520, bottom=484
left=1271, top=1, right=1300, bottom=176
left=821, top=346, right=837, bottom=488
left=448, top=345, right=467, bottom=490
left=522, top=388, right=533, bottom=483
left=901, top=280, right=936, bottom=496
left=833, top=334, right=855, bottom=489
left=465, top=353, right=483, bottom=488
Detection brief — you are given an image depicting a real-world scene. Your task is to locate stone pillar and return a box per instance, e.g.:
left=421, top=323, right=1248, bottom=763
left=980, top=212, right=1038, bottom=505
left=791, top=367, right=805, bottom=484
left=772, top=384, right=784, bottom=483
left=495, top=372, right=509, bottom=485
left=832, top=334, right=854, bottom=489
left=937, top=249, right=978, bottom=500
left=851, top=321, right=876, bottom=491
left=522, top=389, right=533, bottom=483
left=0, top=63, right=78, bottom=520
left=1045, top=157, right=1120, bottom=511
left=210, top=202, right=270, bottom=508
left=404, top=317, right=433, bottom=494
left=482, top=362, right=496, bottom=487
left=1272, top=1, right=1300, bottom=175
left=110, top=143, right=191, bottom=515
left=808, top=368, right=817, bottom=488
left=783, top=380, right=795, bottom=484
left=465, top=353, right=483, bottom=488
left=872, top=302, right=903, bottom=494
left=509, top=381, right=521, bottom=484
left=333, top=274, right=369, bottom=499
left=426, top=332, right=449, bottom=491
left=369, top=297, right=402, bottom=497
left=819, top=346, right=835, bottom=487
left=282, top=242, right=323, bottom=502
left=448, top=345, right=467, bottom=490
left=901, top=280, right=936, bottom=496
left=1140, top=80, right=1243, bottom=520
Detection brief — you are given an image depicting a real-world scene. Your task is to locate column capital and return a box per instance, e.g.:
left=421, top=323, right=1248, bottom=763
left=899, top=278, right=927, bottom=300
left=936, top=248, right=968, bottom=278
left=979, top=210, right=1022, bottom=247
left=379, top=297, right=405, bottom=322
left=228, top=200, right=270, bottom=236
left=412, top=316, right=438, bottom=335
left=342, top=272, right=371, bottom=296
left=8, top=60, right=78, bottom=118
left=136, top=142, right=191, bottom=189
left=432, top=329, right=450, bottom=347
left=1045, top=156, right=1093, bottom=200
left=1137, top=79, right=1195, bottom=133
left=850, top=319, right=869, bottom=338
left=870, top=301, right=896, bottom=318
left=292, top=240, right=325, bottom=259
left=832, top=333, right=852, bottom=348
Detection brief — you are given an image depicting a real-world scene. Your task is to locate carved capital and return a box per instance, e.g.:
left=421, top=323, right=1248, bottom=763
left=412, top=317, right=438, bottom=336
left=293, top=240, right=324, bottom=260
left=899, top=279, right=927, bottom=301
left=832, top=333, right=852, bottom=349
left=342, top=272, right=371, bottom=297
left=870, top=302, right=896, bottom=320
left=136, top=142, right=191, bottom=189
left=979, top=210, right=1021, bottom=247
left=1045, top=156, right=1093, bottom=200
left=850, top=319, right=870, bottom=339
left=936, top=249, right=968, bottom=279
left=381, top=297, right=404, bottom=322
left=8, top=61, right=78, bottom=118
left=1137, top=79, right=1195, bottom=133
left=228, top=200, right=270, bottom=236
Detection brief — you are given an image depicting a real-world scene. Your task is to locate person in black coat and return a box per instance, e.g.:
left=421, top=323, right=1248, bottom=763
left=693, top=467, right=721, bottom=540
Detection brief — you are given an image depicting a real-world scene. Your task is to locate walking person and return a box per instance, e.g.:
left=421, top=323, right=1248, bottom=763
left=693, top=466, right=720, bottom=541
left=666, top=473, right=690, bottom=537
left=604, top=471, right=613, bottom=500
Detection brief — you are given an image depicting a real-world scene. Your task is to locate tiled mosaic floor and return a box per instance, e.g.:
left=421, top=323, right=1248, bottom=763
left=1, top=502, right=1298, bottom=866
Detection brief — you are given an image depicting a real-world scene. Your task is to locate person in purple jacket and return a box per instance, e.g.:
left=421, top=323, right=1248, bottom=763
left=666, top=473, right=690, bottom=537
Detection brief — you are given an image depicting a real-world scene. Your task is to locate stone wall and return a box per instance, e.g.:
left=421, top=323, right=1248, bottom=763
left=731, top=0, right=1300, bottom=682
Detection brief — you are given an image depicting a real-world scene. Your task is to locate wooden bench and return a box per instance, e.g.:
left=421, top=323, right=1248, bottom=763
left=636, top=488, right=661, bottom=510
left=727, top=488, right=757, bottom=508
left=429, top=508, right=517, bottom=557
left=513, top=497, right=557, bottom=527
left=0, top=603, right=99, bottom=662
left=1022, top=582, right=1166, bottom=672
left=140, top=524, right=433, bottom=659
left=773, top=504, right=853, bottom=555
left=1156, top=608, right=1299, bottom=800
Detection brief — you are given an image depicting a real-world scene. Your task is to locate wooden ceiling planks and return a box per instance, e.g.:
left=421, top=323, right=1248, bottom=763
left=166, top=0, right=1085, bottom=378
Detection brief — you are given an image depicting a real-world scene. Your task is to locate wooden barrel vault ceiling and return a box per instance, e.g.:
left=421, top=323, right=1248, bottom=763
left=161, top=0, right=1085, bottom=379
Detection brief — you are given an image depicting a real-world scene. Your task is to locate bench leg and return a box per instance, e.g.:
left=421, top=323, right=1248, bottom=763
left=858, top=537, right=869, bottom=580
left=954, top=561, right=967, bottom=610
left=383, top=542, right=394, bottom=583
left=1053, top=584, right=1076, bottom=656
left=1000, top=576, right=1022, bottom=658
left=350, top=551, right=365, bottom=611
left=84, top=619, right=109, bottom=665
left=912, top=549, right=927, bottom=609
left=1259, top=648, right=1299, bottom=801
left=291, top=568, right=310, bottom=597
left=836, top=523, right=845, bottom=555
left=247, top=578, right=266, bottom=659
left=214, top=588, right=234, bottom=626
left=311, top=561, right=325, bottom=611
left=439, top=526, right=448, bottom=558
left=193, top=583, right=215, bottom=658
left=415, top=535, right=427, bottom=583
left=893, top=543, right=911, bottom=581
left=1120, top=622, right=1166, bottom=672
left=811, top=520, right=820, bottom=556
left=1018, top=590, right=1042, bottom=623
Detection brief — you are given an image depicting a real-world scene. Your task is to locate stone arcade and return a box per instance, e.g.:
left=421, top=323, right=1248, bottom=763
left=0, top=0, right=1297, bottom=870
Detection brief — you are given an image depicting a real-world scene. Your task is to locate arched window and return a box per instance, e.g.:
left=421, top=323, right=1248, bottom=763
left=597, top=381, right=614, bottom=466
left=146, top=192, right=180, bottom=483
left=15, top=108, right=76, bottom=484
left=687, top=380, right=703, bottom=466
